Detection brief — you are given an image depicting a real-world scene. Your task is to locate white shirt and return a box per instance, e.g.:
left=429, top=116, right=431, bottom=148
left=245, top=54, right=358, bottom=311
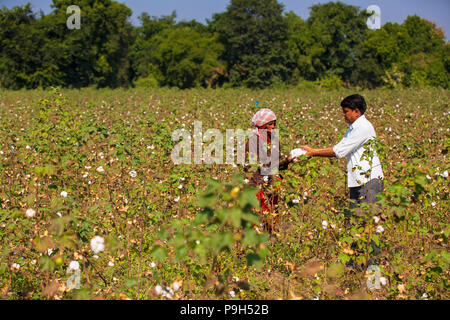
left=333, top=115, right=384, bottom=188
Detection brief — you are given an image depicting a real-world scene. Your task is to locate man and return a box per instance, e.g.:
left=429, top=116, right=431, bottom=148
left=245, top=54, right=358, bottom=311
left=300, top=94, right=384, bottom=267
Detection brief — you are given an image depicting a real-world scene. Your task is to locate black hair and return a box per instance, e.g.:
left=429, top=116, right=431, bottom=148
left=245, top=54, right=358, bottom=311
left=340, top=94, right=367, bottom=115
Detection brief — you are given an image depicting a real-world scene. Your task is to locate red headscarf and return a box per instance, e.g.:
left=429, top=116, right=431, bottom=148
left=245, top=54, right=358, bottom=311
left=252, top=108, right=276, bottom=143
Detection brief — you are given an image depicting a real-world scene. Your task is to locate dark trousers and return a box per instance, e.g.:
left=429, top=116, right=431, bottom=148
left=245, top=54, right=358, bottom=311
left=347, top=179, right=384, bottom=264
left=349, top=178, right=384, bottom=210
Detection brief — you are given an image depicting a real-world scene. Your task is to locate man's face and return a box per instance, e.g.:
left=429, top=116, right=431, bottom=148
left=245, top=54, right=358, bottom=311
left=342, top=107, right=361, bottom=124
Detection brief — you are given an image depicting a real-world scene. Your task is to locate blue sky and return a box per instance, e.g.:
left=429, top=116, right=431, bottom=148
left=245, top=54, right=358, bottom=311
left=1, top=0, right=449, bottom=39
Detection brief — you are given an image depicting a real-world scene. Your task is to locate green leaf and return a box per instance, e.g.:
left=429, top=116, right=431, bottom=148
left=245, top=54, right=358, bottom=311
left=242, top=229, right=259, bottom=247
left=227, top=208, right=242, bottom=228
left=338, top=252, right=351, bottom=264
left=176, top=245, right=188, bottom=261
left=39, top=256, right=55, bottom=272
left=246, top=252, right=265, bottom=271
left=33, top=237, right=55, bottom=253
left=151, top=246, right=167, bottom=262
left=326, top=263, right=345, bottom=280
left=125, top=278, right=138, bottom=288
left=238, top=187, right=259, bottom=209
left=58, top=233, right=77, bottom=250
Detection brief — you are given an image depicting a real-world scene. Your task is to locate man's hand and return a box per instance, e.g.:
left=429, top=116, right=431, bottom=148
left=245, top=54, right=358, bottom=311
left=300, top=145, right=314, bottom=156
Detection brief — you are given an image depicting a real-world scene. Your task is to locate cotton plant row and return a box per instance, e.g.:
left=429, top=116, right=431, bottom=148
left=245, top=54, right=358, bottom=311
left=0, top=87, right=448, bottom=300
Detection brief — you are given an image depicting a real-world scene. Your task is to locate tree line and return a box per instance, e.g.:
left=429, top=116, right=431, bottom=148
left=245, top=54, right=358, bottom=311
left=0, top=0, right=448, bottom=90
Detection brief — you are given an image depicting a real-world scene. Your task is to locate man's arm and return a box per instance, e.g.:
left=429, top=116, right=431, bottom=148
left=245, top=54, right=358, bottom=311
left=300, top=146, right=336, bottom=157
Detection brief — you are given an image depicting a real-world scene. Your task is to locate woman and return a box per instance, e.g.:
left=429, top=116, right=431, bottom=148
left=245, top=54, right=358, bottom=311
left=244, top=108, right=294, bottom=233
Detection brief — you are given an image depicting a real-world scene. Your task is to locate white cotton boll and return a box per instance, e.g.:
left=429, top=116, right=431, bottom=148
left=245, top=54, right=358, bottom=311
left=12, top=263, right=20, bottom=270
left=174, top=196, right=180, bottom=202
left=292, top=199, right=300, bottom=204
left=90, top=236, right=105, bottom=254
left=25, top=208, right=36, bottom=218
left=376, top=225, right=384, bottom=233
left=373, top=216, right=380, bottom=224
left=177, top=184, right=183, bottom=189
left=431, top=202, right=436, bottom=207
left=96, top=166, right=104, bottom=173
left=229, top=290, right=236, bottom=298
left=108, top=261, right=114, bottom=267
left=379, top=277, right=387, bottom=286
left=60, top=191, right=68, bottom=198
left=155, top=285, right=162, bottom=295
left=129, top=170, right=137, bottom=178
left=441, top=171, right=448, bottom=178
left=290, top=148, right=307, bottom=158
left=150, top=262, right=156, bottom=268
left=322, top=220, right=328, bottom=230
left=172, top=281, right=181, bottom=292
left=422, top=293, right=429, bottom=299
left=162, top=287, right=174, bottom=299
left=68, top=261, right=79, bottom=272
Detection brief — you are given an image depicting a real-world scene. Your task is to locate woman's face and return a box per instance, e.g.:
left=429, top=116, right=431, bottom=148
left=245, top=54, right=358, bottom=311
left=260, top=120, right=276, bottom=133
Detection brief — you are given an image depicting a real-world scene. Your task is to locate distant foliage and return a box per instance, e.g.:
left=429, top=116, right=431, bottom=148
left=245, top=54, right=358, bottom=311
left=0, top=0, right=448, bottom=89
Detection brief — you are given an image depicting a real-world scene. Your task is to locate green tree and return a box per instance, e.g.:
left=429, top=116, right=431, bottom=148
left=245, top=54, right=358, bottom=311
left=0, top=0, right=135, bottom=89
left=351, top=23, right=406, bottom=88
left=305, top=2, right=370, bottom=83
left=210, top=0, right=291, bottom=88
left=49, top=0, right=135, bottom=88
left=355, top=15, right=449, bottom=88
left=129, top=12, right=177, bottom=81
left=150, top=27, right=225, bottom=88
left=0, top=5, right=59, bottom=89
left=400, top=16, right=449, bottom=88
left=284, top=11, right=315, bottom=83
